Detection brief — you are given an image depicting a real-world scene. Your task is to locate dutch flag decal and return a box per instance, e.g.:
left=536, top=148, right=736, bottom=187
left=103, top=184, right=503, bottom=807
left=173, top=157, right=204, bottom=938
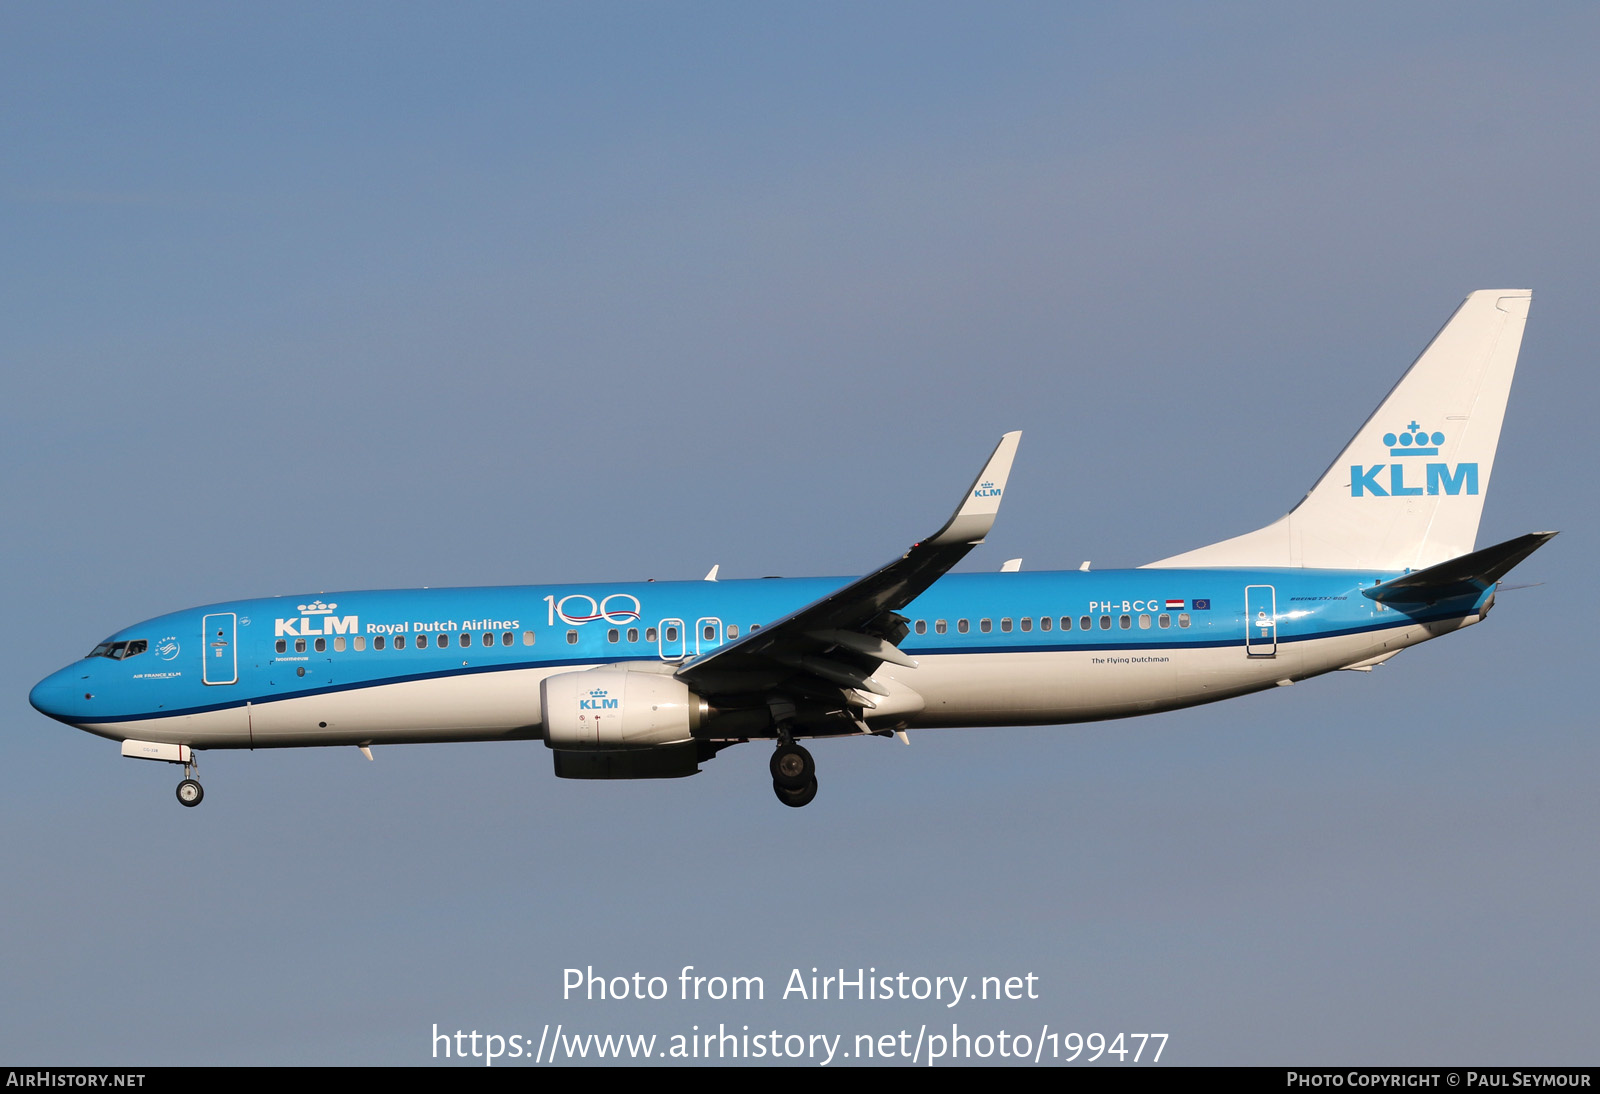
left=1164, top=599, right=1184, bottom=610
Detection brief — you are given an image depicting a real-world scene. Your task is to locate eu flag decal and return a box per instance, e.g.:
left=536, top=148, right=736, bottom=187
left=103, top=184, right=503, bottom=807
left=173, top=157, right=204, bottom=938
left=1192, top=599, right=1211, bottom=610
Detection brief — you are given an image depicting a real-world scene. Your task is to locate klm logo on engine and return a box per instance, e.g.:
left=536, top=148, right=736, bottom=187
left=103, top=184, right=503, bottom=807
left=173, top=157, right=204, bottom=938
left=580, top=688, right=619, bottom=711
left=274, top=599, right=359, bottom=637
left=1350, top=421, right=1478, bottom=498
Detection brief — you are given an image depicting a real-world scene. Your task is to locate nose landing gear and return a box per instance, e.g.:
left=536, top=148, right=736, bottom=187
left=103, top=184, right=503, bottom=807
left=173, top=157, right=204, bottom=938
left=175, top=755, right=203, bottom=807
left=770, top=742, right=818, bottom=808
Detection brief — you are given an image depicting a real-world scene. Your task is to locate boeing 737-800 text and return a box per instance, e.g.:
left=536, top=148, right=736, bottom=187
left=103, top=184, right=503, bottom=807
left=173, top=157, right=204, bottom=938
left=30, top=290, right=1553, bottom=807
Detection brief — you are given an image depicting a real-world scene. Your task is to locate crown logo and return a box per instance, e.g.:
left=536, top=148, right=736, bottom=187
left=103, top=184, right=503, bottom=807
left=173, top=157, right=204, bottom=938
left=297, top=600, right=338, bottom=615
left=588, top=689, right=609, bottom=698
left=1382, top=421, right=1444, bottom=457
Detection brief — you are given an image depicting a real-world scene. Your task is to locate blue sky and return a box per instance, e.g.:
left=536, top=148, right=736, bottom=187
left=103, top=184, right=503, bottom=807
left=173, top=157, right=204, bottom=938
left=3, top=3, right=1596, bottom=1064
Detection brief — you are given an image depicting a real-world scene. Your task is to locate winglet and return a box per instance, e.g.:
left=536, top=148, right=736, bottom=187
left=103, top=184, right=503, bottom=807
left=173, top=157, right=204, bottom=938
left=923, top=432, right=1021, bottom=548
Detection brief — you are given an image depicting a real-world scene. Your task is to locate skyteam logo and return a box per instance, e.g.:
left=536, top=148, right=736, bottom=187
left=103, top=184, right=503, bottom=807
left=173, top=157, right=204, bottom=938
left=973, top=480, right=1002, bottom=499
left=1351, top=420, right=1478, bottom=498
left=580, top=688, right=619, bottom=711
left=155, top=636, right=181, bottom=661
left=275, top=599, right=360, bottom=638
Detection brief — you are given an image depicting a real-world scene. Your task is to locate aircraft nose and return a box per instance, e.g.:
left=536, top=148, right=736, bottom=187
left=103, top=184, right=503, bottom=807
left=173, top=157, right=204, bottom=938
left=29, top=667, right=83, bottom=724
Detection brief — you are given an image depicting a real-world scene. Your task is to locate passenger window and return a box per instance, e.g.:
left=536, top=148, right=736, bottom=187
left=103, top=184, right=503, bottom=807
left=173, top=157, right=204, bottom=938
left=374, top=636, right=385, bottom=650
left=295, top=638, right=307, bottom=653
left=1158, top=613, right=1170, bottom=629
left=354, top=636, right=366, bottom=651
left=1040, top=616, right=1051, bottom=632
left=483, top=632, right=494, bottom=646
left=1000, top=618, right=1012, bottom=632
left=727, top=625, right=738, bottom=639
left=1020, top=617, right=1031, bottom=632
left=334, top=636, right=346, bottom=652
left=627, top=628, right=639, bottom=642
left=979, top=618, right=991, bottom=633
left=1178, top=613, right=1191, bottom=628
left=1119, top=615, right=1131, bottom=629
left=436, top=634, right=447, bottom=648
left=1080, top=616, right=1091, bottom=631
left=315, top=637, right=326, bottom=652
left=396, top=635, right=407, bottom=649
left=957, top=619, right=969, bottom=634
left=567, top=630, right=579, bottom=645
left=608, top=629, right=619, bottom=643
left=502, top=632, right=513, bottom=646
left=646, top=627, right=658, bottom=642
left=276, top=639, right=287, bottom=654
left=914, top=620, right=927, bottom=635
left=522, top=631, right=535, bottom=646
left=1099, top=616, right=1111, bottom=630
left=703, top=625, right=715, bottom=641
left=935, top=619, right=947, bottom=635
left=1138, top=614, right=1150, bottom=630
left=665, top=626, right=679, bottom=643
left=751, top=624, right=761, bottom=632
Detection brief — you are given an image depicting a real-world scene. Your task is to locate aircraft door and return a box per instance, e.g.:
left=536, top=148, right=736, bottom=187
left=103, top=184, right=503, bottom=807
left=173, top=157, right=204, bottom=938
left=657, top=618, right=686, bottom=661
left=202, top=612, right=238, bottom=684
left=1244, top=585, right=1277, bottom=657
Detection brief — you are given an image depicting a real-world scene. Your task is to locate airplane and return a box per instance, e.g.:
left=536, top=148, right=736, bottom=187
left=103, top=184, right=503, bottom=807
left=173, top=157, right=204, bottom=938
left=29, top=290, right=1554, bottom=809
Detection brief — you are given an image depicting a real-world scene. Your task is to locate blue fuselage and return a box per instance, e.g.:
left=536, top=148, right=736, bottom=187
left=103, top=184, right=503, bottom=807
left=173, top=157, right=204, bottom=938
left=30, top=566, right=1485, bottom=744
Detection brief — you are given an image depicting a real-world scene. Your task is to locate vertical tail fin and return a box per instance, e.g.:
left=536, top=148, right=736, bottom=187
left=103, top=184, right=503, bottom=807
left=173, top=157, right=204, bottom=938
left=1145, top=290, right=1531, bottom=571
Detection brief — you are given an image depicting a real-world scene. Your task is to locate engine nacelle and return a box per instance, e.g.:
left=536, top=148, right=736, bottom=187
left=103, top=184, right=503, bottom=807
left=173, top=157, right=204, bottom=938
left=540, top=667, right=707, bottom=750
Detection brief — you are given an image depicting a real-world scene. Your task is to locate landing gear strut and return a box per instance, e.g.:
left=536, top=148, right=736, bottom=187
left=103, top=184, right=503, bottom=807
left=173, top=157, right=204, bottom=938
left=175, top=756, right=203, bottom=808
left=770, top=742, right=818, bottom=808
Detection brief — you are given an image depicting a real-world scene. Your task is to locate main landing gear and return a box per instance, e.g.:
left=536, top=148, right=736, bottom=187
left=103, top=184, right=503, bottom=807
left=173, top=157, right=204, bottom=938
left=175, top=756, right=203, bottom=807
left=770, top=742, right=818, bottom=808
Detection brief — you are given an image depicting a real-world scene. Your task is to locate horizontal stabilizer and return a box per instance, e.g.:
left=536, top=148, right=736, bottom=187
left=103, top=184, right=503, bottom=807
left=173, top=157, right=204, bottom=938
left=1364, top=531, right=1557, bottom=605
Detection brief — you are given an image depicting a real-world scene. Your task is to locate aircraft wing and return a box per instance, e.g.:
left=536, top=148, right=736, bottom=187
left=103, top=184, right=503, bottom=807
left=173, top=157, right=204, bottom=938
left=675, top=432, right=1021, bottom=724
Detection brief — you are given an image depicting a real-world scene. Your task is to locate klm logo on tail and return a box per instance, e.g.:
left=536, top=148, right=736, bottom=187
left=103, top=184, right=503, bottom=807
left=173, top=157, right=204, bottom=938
left=1350, top=421, right=1478, bottom=498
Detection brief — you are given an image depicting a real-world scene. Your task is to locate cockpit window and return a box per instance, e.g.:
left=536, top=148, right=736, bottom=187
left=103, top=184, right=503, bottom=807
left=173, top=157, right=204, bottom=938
left=87, top=639, right=147, bottom=660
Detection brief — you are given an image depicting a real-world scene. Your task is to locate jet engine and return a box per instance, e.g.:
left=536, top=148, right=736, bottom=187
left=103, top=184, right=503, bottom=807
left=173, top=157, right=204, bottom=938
left=540, top=667, right=707, bottom=750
